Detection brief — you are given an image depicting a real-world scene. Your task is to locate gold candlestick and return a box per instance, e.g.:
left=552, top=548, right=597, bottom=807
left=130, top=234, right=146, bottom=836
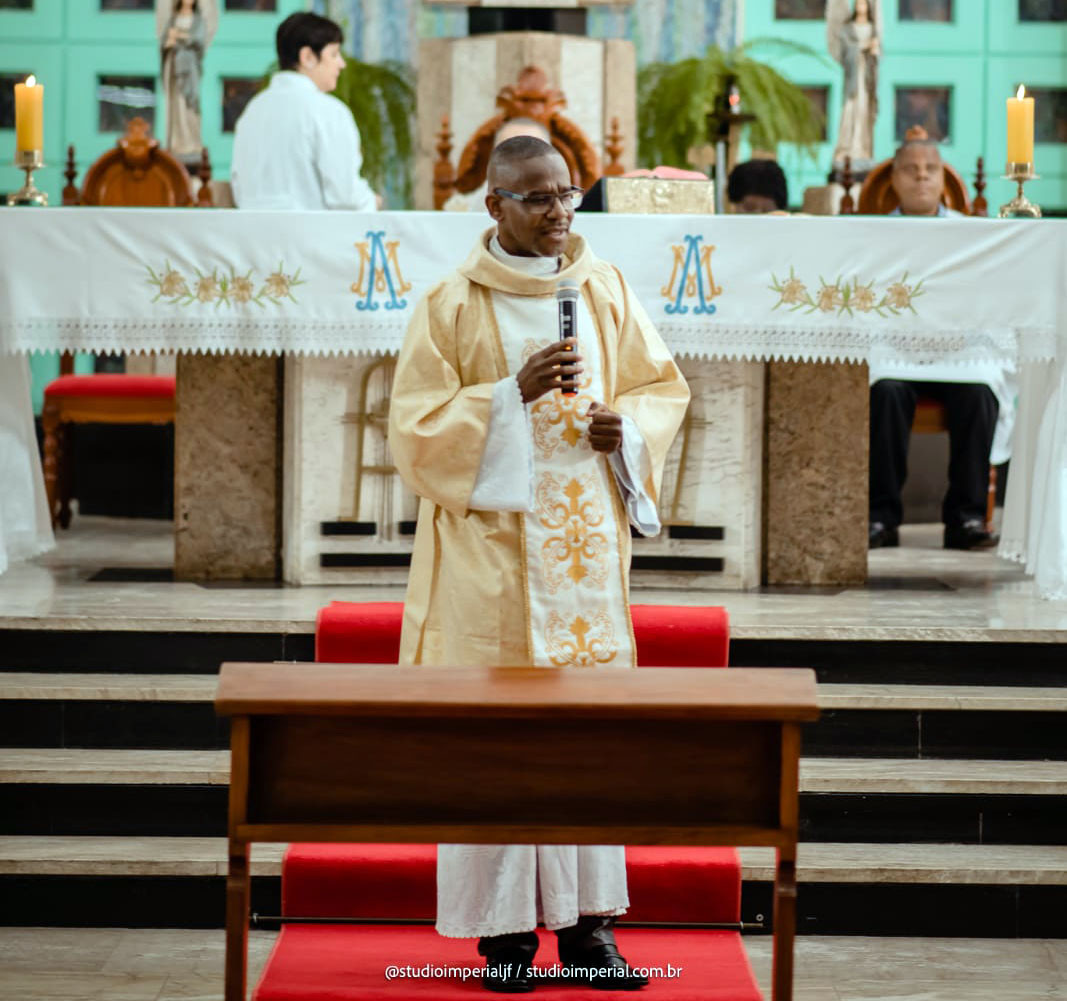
left=998, top=161, right=1040, bottom=219
left=7, top=149, right=48, bottom=207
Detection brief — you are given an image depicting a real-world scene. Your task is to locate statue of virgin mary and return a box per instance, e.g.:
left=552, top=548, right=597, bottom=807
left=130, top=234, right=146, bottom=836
left=826, top=0, right=882, bottom=171
left=156, top=0, right=218, bottom=160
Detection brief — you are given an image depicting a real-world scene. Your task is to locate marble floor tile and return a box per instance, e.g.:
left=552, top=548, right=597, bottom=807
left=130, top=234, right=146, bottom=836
left=834, top=982, right=1067, bottom=1000
left=0, top=971, right=166, bottom=1000
left=0, top=927, right=124, bottom=971
left=1048, top=942, right=1067, bottom=976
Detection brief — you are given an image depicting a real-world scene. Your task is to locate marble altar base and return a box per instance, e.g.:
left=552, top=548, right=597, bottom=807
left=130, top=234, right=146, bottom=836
left=174, top=354, right=281, bottom=580
left=282, top=356, right=764, bottom=590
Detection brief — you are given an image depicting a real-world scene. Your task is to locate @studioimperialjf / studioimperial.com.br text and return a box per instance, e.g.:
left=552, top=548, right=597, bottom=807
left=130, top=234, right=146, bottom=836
left=384, top=963, right=685, bottom=982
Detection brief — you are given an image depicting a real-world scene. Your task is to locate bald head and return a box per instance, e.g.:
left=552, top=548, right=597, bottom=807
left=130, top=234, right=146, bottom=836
left=487, top=135, right=564, bottom=190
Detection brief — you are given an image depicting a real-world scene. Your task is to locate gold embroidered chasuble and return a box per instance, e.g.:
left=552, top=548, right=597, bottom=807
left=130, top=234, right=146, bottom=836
left=389, top=229, right=689, bottom=669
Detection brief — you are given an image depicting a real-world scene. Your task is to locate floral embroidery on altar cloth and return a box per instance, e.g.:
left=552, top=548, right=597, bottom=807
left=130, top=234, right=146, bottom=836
left=770, top=267, right=925, bottom=318
left=146, top=261, right=306, bottom=308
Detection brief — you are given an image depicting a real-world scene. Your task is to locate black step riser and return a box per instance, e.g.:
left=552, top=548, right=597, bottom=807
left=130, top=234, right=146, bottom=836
left=0, top=630, right=315, bottom=674
left=0, top=702, right=230, bottom=750
left=804, top=709, right=1067, bottom=760
left=4, top=785, right=1065, bottom=846
left=4, top=700, right=1064, bottom=761
left=1, top=875, right=1064, bottom=937
left=4, top=631, right=1067, bottom=688
left=731, top=640, right=1067, bottom=687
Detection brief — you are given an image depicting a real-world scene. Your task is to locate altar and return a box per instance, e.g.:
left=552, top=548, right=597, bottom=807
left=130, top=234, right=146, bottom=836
left=2, top=208, right=1064, bottom=596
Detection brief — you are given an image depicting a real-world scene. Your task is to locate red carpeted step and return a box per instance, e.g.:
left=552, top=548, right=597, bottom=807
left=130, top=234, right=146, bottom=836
left=253, top=925, right=762, bottom=1001
left=283, top=845, right=741, bottom=925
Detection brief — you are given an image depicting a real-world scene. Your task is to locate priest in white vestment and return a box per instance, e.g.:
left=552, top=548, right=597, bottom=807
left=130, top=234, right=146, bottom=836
left=389, top=137, right=689, bottom=992
left=231, top=12, right=377, bottom=212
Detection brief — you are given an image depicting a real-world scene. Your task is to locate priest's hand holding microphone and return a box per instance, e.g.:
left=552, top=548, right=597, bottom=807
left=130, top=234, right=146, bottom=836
left=513, top=280, right=623, bottom=453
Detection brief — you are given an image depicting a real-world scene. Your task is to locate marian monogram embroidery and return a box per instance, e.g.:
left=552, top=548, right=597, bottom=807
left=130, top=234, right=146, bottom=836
left=537, top=474, right=609, bottom=593
left=545, top=610, right=618, bottom=667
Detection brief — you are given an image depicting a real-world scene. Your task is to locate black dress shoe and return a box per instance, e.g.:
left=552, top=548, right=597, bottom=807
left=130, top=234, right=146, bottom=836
left=483, top=947, right=536, bottom=993
left=869, top=522, right=899, bottom=549
left=559, top=943, right=649, bottom=991
left=944, top=519, right=999, bottom=550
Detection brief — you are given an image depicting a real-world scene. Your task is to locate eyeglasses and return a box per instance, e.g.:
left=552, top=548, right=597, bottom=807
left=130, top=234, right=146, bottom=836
left=493, top=187, right=584, bottom=213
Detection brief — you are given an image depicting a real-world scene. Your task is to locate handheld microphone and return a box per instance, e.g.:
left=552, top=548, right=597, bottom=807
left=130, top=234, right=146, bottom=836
left=556, top=280, right=579, bottom=396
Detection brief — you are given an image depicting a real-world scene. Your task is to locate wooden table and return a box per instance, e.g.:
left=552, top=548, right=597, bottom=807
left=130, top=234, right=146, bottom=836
left=216, top=663, right=819, bottom=1001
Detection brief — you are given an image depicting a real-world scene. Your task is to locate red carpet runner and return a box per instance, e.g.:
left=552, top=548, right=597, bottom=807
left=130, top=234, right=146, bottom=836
left=254, top=845, right=763, bottom=1000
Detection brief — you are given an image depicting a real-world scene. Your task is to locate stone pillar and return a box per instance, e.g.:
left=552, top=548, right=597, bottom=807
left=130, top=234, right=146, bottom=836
left=174, top=354, right=281, bottom=580
left=762, top=360, right=868, bottom=586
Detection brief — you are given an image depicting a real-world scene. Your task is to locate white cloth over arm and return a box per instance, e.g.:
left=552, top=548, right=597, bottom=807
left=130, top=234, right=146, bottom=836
left=609, top=416, right=661, bottom=536
left=469, top=377, right=534, bottom=512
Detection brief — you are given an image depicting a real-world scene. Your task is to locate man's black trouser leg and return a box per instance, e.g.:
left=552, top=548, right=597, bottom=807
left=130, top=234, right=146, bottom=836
left=869, top=379, right=917, bottom=529
left=941, top=382, right=998, bottom=527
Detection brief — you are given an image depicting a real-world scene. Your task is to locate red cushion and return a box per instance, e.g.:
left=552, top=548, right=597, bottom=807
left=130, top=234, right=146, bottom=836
left=631, top=604, right=729, bottom=668
left=315, top=602, right=729, bottom=668
left=44, top=374, right=176, bottom=398
left=315, top=602, right=404, bottom=664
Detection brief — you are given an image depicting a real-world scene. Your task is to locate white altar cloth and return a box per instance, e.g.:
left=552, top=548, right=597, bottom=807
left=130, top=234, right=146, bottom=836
left=0, top=209, right=1061, bottom=365
left=2, top=209, right=1065, bottom=600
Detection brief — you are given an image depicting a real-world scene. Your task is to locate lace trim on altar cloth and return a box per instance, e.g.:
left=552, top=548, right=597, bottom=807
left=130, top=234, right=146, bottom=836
left=2, top=317, right=1055, bottom=363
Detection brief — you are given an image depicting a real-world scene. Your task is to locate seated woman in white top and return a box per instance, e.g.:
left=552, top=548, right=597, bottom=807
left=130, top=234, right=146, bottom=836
left=231, top=12, right=378, bottom=212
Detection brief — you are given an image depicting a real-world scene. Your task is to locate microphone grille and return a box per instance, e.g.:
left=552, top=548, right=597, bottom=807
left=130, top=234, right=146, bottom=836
left=556, top=279, right=580, bottom=302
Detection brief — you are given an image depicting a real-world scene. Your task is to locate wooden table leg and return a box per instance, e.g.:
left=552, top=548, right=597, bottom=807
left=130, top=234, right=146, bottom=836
left=225, top=839, right=250, bottom=1001
left=772, top=846, right=797, bottom=1001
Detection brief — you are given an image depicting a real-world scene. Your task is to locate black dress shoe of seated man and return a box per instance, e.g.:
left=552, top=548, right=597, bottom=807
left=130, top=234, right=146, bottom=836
left=944, top=519, right=999, bottom=551
left=869, top=522, right=899, bottom=549
left=482, top=947, right=536, bottom=993
left=558, top=943, right=650, bottom=991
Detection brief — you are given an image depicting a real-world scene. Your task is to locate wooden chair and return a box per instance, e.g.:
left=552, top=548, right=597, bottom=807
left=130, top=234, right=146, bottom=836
left=432, top=65, right=619, bottom=209
left=42, top=117, right=210, bottom=528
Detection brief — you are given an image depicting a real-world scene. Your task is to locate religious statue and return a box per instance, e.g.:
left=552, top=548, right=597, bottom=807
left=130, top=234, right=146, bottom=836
left=156, top=0, right=218, bottom=161
left=826, top=0, right=882, bottom=171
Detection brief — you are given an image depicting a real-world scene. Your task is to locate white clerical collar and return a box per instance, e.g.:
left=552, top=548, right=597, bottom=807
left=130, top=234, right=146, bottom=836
left=489, top=234, right=560, bottom=276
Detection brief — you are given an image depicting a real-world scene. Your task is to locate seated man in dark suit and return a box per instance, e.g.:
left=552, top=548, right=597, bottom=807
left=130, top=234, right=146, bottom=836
left=869, top=136, right=1009, bottom=551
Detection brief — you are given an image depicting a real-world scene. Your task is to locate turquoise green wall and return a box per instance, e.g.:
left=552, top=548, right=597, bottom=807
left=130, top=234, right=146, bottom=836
left=1, top=0, right=305, bottom=411
left=741, top=0, right=1067, bottom=212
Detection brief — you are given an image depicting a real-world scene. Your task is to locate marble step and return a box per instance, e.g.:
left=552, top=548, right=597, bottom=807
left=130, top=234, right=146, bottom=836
left=4, top=628, right=1067, bottom=688
left=3, top=751, right=1065, bottom=844
left=0, top=836, right=1063, bottom=885
left=2, top=837, right=1064, bottom=935
left=5, top=674, right=1067, bottom=711
left=3, top=674, right=1066, bottom=760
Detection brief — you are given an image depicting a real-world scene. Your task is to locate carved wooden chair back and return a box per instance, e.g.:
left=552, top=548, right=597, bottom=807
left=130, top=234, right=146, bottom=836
left=434, top=66, right=622, bottom=209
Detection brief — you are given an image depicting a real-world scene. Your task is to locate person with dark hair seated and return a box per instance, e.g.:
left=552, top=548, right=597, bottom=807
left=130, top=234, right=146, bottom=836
left=868, top=132, right=1012, bottom=551
left=727, top=159, right=789, bottom=214
left=231, top=12, right=378, bottom=211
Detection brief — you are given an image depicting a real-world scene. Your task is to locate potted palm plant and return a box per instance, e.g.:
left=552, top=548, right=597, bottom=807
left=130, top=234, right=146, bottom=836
left=637, top=39, right=826, bottom=169
left=331, top=56, right=415, bottom=207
